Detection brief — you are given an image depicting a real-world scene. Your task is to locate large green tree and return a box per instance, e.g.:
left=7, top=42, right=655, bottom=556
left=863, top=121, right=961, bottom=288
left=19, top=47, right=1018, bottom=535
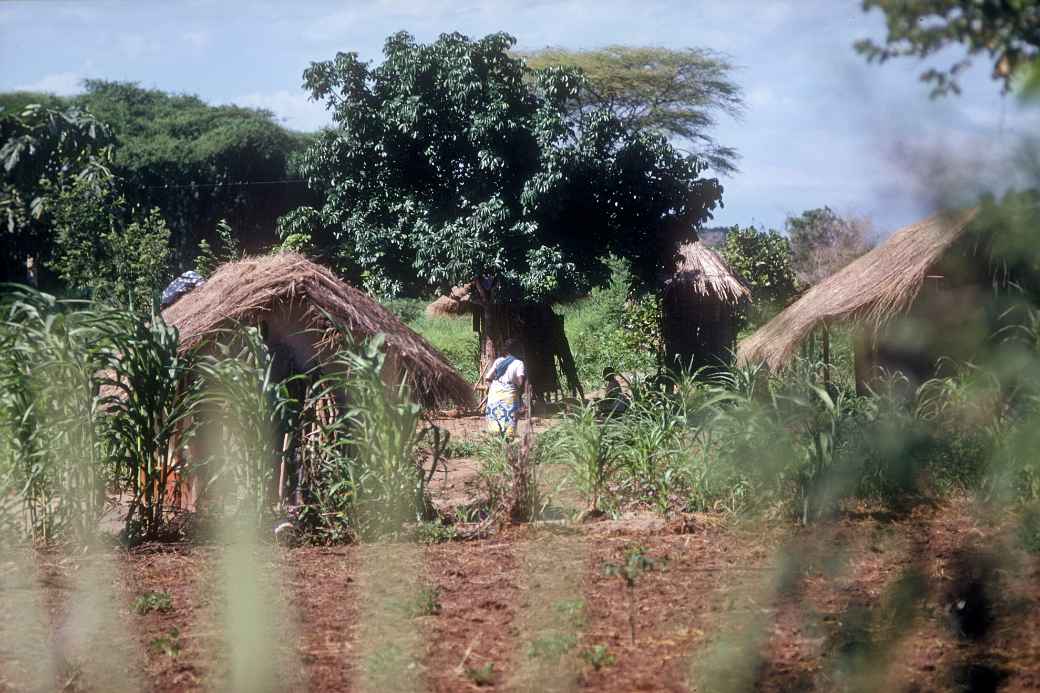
left=857, top=0, right=1040, bottom=96
left=48, top=176, right=172, bottom=310
left=1, top=83, right=319, bottom=276
left=72, top=81, right=317, bottom=265
left=719, top=225, right=798, bottom=323
left=299, top=31, right=722, bottom=388
left=522, top=46, right=743, bottom=174
left=0, top=102, right=113, bottom=284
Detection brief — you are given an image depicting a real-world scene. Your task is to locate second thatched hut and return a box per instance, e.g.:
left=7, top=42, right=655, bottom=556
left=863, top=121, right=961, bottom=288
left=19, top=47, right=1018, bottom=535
left=737, top=208, right=985, bottom=392
left=662, top=239, right=751, bottom=372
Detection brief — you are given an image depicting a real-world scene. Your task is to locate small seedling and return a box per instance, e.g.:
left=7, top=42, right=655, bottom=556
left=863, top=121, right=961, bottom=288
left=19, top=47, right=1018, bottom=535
left=580, top=644, right=616, bottom=671
left=148, top=628, right=181, bottom=658
left=406, top=585, right=442, bottom=617
left=364, top=644, right=414, bottom=687
left=464, top=662, right=496, bottom=686
left=416, top=521, right=458, bottom=544
left=527, top=631, right=578, bottom=661
left=604, top=546, right=665, bottom=644
left=133, top=591, right=173, bottom=615
left=553, top=598, right=586, bottom=628
left=444, top=439, right=480, bottom=459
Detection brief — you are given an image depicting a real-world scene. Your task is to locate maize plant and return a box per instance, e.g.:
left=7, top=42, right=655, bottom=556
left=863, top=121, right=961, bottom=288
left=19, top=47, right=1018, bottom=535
left=98, top=310, right=201, bottom=543
left=198, top=326, right=298, bottom=531
left=0, top=288, right=111, bottom=543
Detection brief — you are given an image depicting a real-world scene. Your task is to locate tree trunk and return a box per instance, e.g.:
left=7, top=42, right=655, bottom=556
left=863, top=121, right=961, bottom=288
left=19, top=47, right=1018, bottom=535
left=477, top=302, right=513, bottom=381
left=472, top=280, right=582, bottom=402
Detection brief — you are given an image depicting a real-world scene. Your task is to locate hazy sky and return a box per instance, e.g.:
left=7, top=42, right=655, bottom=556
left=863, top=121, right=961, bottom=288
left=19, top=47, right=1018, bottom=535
left=3, top=0, right=1036, bottom=232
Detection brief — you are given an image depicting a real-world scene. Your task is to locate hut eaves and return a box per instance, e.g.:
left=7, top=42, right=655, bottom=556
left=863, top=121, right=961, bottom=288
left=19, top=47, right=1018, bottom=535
left=737, top=208, right=979, bottom=371
left=162, top=253, right=475, bottom=410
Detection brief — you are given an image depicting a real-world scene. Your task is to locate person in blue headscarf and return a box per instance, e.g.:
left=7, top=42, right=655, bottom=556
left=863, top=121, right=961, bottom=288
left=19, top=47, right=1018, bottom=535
left=484, top=337, right=526, bottom=435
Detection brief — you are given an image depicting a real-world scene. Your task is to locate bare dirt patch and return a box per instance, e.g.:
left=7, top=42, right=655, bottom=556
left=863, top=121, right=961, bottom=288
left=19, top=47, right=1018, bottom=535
left=4, top=498, right=1038, bottom=692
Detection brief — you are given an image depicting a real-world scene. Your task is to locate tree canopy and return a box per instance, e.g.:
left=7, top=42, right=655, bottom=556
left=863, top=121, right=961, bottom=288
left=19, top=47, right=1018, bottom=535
left=0, top=81, right=322, bottom=301
left=299, top=31, right=723, bottom=304
left=522, top=46, right=743, bottom=174
left=719, top=225, right=798, bottom=321
left=856, top=0, right=1040, bottom=96
left=74, top=80, right=316, bottom=262
left=786, top=207, right=874, bottom=286
left=0, top=102, right=113, bottom=282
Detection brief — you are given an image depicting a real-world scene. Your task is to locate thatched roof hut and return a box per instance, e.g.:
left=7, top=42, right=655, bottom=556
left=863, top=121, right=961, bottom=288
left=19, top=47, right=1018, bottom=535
left=737, top=208, right=979, bottom=381
left=162, top=253, right=474, bottom=410
left=425, top=283, right=474, bottom=318
left=662, top=240, right=751, bottom=371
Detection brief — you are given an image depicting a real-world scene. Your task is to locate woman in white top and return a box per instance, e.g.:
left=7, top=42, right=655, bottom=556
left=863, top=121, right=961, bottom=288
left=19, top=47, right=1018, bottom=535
left=484, top=338, right=526, bottom=435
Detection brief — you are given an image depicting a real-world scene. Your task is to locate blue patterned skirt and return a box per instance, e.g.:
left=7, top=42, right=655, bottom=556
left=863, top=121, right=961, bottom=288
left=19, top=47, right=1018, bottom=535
left=486, top=381, right=520, bottom=435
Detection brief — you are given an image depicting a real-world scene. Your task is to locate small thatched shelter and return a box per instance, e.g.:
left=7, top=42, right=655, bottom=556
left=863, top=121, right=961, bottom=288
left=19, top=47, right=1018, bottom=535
left=425, top=283, right=475, bottom=318
left=163, top=253, right=474, bottom=410
left=737, top=208, right=981, bottom=390
left=662, top=239, right=751, bottom=372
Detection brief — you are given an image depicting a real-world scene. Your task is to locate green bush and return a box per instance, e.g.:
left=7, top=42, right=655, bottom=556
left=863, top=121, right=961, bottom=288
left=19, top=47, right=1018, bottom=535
left=562, top=257, right=659, bottom=389
left=401, top=311, right=479, bottom=385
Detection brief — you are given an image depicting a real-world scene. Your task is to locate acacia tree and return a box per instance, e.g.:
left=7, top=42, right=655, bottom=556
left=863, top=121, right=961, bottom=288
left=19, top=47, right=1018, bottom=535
left=298, top=32, right=722, bottom=393
left=522, top=46, right=743, bottom=174
left=856, top=0, right=1040, bottom=96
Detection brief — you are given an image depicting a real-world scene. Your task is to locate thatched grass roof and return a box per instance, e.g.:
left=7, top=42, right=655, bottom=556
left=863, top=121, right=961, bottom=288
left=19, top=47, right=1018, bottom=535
left=737, top=208, right=979, bottom=371
left=666, top=240, right=751, bottom=304
left=162, top=253, right=474, bottom=410
left=425, top=283, right=474, bottom=318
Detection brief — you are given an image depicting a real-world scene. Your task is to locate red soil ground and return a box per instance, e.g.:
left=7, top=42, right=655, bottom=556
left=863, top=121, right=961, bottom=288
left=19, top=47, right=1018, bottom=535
left=2, top=416, right=1038, bottom=691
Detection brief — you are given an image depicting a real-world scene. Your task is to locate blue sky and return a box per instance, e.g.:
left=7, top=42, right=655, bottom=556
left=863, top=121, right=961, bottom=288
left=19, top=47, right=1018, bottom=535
left=2, top=0, right=1036, bottom=233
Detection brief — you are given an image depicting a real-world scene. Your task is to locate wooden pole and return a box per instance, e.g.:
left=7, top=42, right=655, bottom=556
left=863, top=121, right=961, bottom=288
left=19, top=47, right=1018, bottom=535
left=822, top=324, right=831, bottom=391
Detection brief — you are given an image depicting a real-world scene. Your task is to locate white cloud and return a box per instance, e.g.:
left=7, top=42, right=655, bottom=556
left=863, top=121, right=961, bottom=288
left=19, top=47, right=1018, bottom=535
left=14, top=71, right=84, bottom=95
left=234, top=90, right=332, bottom=131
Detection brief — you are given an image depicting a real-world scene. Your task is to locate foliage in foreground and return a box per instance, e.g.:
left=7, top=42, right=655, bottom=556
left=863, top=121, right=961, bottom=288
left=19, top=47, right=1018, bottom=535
left=0, top=288, right=438, bottom=546
left=5, top=278, right=1040, bottom=546
left=551, top=356, right=1040, bottom=522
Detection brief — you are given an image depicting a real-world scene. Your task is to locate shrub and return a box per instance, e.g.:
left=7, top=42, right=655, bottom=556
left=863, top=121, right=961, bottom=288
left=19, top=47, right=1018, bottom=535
left=300, top=335, right=433, bottom=541
left=133, top=591, right=173, bottom=615
left=563, top=257, right=659, bottom=388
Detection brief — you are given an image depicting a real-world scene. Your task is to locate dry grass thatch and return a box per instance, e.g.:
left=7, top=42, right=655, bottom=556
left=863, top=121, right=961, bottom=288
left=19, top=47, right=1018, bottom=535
left=737, top=208, right=979, bottom=371
left=666, top=240, right=751, bottom=304
left=162, top=253, right=474, bottom=410
left=424, top=283, right=474, bottom=317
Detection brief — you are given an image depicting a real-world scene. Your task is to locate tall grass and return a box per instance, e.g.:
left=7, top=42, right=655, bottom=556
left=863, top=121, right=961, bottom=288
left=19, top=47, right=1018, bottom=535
left=300, top=335, right=433, bottom=541
left=98, top=310, right=201, bottom=542
left=0, top=288, right=113, bottom=542
left=553, top=354, right=1039, bottom=522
